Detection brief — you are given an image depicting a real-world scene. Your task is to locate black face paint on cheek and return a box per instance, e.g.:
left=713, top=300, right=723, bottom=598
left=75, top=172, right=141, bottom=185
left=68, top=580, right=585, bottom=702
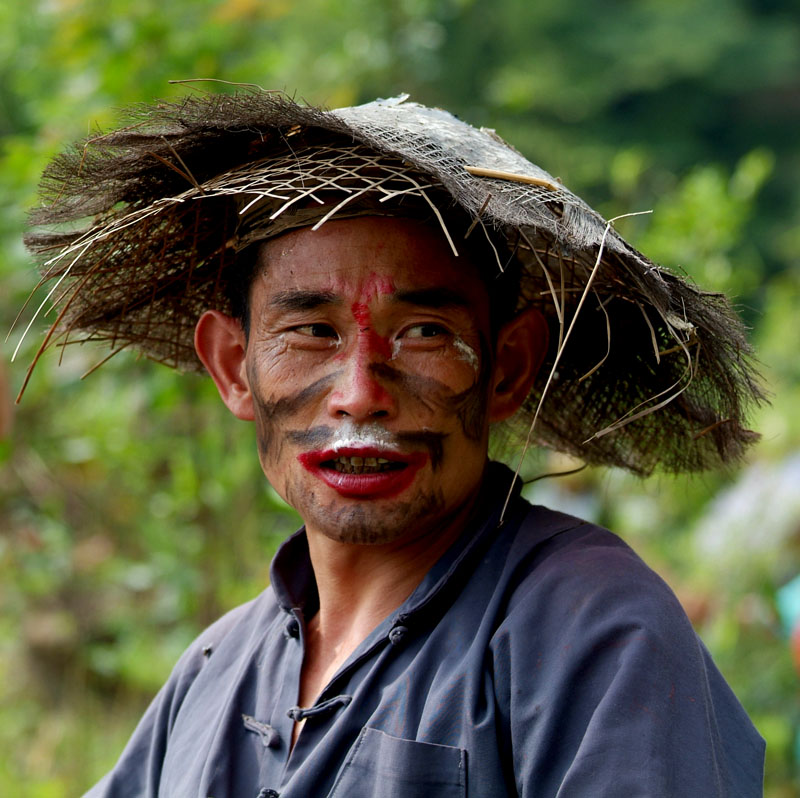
left=394, top=431, right=447, bottom=470
left=370, top=334, right=492, bottom=442
left=286, top=426, right=334, bottom=449
left=452, top=333, right=492, bottom=441
left=370, top=362, right=444, bottom=415
left=250, top=372, right=338, bottom=463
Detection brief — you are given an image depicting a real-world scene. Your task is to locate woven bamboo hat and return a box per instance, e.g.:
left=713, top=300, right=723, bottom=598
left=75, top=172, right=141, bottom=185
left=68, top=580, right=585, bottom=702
left=19, top=90, right=763, bottom=474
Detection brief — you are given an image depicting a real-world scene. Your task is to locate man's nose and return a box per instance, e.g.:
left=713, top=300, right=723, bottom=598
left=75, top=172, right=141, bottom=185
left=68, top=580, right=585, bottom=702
left=327, top=333, right=397, bottom=421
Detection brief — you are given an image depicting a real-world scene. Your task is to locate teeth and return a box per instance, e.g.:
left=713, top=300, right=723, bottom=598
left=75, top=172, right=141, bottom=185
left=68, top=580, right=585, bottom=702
left=330, top=455, right=402, bottom=474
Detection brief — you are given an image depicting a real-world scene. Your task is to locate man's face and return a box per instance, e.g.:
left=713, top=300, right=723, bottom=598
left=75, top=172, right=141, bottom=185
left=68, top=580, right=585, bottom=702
left=241, top=216, right=497, bottom=546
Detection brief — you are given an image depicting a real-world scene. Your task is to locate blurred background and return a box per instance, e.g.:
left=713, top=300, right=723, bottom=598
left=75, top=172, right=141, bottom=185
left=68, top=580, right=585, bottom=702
left=1, top=0, right=799, bottom=794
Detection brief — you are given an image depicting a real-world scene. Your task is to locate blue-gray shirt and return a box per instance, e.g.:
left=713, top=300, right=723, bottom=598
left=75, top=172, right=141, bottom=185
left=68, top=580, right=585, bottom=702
left=85, top=465, right=764, bottom=797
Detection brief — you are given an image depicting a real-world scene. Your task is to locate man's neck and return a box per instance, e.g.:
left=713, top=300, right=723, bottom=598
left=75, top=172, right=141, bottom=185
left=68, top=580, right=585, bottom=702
left=308, top=508, right=469, bottom=638
left=296, top=491, right=482, bottom=709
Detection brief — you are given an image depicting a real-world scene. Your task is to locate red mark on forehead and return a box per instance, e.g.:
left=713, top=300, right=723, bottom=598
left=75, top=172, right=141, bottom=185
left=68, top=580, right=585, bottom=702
left=351, top=273, right=395, bottom=310
left=327, top=272, right=394, bottom=302
left=364, top=274, right=394, bottom=297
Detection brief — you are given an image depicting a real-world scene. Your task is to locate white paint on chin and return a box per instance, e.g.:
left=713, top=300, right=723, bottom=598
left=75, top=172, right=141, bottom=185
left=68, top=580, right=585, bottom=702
left=330, top=420, right=400, bottom=452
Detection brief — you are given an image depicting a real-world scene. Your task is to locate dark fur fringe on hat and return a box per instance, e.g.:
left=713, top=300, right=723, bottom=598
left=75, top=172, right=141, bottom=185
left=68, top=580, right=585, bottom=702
left=19, top=90, right=765, bottom=474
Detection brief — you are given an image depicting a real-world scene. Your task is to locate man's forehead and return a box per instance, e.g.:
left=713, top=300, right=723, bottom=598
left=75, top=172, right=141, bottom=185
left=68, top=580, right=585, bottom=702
left=252, top=216, right=487, bottom=300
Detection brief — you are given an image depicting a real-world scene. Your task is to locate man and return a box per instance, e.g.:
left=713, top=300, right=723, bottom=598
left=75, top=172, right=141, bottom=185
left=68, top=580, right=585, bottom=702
left=21, top=92, right=765, bottom=796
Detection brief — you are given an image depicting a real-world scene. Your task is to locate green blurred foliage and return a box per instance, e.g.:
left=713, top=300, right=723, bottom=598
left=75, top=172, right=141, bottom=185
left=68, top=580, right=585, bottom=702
left=1, top=0, right=799, bottom=794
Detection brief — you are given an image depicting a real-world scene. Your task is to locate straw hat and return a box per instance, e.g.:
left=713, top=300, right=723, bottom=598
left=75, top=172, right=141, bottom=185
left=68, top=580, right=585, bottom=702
left=19, top=90, right=763, bottom=474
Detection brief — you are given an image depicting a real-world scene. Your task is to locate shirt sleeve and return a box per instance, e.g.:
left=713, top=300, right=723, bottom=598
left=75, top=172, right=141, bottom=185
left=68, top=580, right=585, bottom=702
left=81, top=599, right=258, bottom=798
left=82, top=635, right=214, bottom=798
left=491, top=525, right=765, bottom=798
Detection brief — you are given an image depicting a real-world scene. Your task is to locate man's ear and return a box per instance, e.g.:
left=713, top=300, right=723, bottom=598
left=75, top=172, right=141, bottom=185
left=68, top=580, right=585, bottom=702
left=194, top=310, right=254, bottom=421
left=488, top=308, right=549, bottom=423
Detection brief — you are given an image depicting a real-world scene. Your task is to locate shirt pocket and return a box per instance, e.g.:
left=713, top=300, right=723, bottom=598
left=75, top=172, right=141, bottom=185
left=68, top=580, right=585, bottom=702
left=328, top=727, right=467, bottom=798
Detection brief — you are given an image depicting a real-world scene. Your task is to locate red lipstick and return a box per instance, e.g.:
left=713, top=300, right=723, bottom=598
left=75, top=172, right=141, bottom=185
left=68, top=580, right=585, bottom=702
left=298, top=446, right=428, bottom=498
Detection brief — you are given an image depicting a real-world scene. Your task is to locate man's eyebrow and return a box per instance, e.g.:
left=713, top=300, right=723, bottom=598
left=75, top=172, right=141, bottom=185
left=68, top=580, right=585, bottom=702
left=269, top=290, right=342, bottom=312
left=391, top=287, right=472, bottom=309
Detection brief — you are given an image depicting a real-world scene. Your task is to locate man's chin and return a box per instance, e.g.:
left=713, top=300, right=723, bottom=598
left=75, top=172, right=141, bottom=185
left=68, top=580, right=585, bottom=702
left=302, top=491, right=447, bottom=546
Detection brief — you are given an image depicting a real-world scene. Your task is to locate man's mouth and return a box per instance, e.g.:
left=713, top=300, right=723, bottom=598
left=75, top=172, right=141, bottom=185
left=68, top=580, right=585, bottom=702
left=326, top=455, right=404, bottom=475
left=298, top=446, right=427, bottom=498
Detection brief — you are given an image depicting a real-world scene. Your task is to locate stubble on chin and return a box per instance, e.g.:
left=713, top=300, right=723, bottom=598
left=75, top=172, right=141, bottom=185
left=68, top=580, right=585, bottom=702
left=296, top=489, right=448, bottom=545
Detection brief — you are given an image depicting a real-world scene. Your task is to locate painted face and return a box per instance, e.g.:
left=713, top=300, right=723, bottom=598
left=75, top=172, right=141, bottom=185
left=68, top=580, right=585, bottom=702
left=244, top=216, right=495, bottom=546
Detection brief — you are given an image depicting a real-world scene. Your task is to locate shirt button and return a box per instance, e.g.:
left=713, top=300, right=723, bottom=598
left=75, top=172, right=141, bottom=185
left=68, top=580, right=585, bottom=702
left=256, top=790, right=279, bottom=798
left=284, top=617, right=300, bottom=639
left=388, top=625, right=408, bottom=645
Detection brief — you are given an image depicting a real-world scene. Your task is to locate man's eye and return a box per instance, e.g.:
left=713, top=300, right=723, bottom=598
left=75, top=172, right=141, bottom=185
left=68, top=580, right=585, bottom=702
left=403, top=323, right=448, bottom=339
left=293, top=323, right=338, bottom=339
